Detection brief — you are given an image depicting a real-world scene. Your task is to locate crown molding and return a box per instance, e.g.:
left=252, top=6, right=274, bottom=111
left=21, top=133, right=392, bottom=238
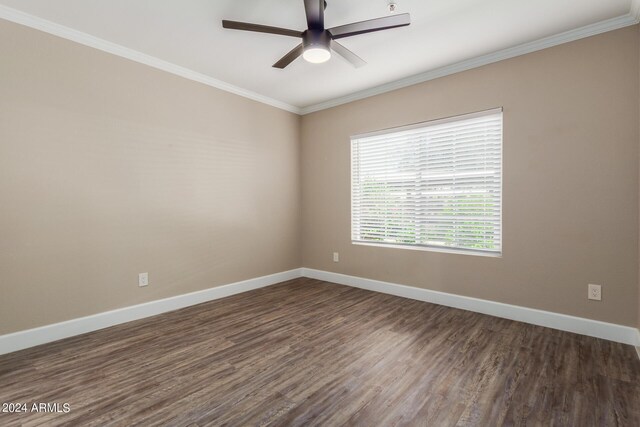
left=0, top=4, right=302, bottom=115
left=1, top=4, right=638, bottom=117
left=299, top=12, right=640, bottom=115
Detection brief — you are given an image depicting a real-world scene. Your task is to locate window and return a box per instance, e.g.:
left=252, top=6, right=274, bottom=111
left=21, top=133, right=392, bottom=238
left=351, top=108, right=502, bottom=256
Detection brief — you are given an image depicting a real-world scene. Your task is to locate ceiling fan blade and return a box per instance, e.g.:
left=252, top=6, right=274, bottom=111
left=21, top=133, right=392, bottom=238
left=222, top=20, right=303, bottom=38
left=304, top=0, right=325, bottom=30
left=330, top=40, right=366, bottom=68
left=328, top=13, right=410, bottom=39
left=273, top=43, right=305, bottom=69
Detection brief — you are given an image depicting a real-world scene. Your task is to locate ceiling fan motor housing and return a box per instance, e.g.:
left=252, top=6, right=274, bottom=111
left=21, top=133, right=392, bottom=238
left=302, top=30, right=331, bottom=51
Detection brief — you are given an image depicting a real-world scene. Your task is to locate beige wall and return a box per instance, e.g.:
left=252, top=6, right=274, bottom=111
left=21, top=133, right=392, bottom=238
left=301, top=26, right=640, bottom=326
left=2, top=18, right=639, bottom=335
left=0, top=20, right=302, bottom=334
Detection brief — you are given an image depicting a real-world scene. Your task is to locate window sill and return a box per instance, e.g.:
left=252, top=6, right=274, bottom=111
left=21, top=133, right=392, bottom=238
left=352, top=241, right=502, bottom=258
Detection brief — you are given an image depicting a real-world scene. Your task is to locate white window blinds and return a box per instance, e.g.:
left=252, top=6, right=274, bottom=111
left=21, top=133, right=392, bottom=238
left=351, top=108, right=502, bottom=255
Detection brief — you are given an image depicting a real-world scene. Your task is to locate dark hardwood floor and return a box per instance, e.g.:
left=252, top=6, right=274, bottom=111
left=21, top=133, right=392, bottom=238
left=1, top=278, right=639, bottom=426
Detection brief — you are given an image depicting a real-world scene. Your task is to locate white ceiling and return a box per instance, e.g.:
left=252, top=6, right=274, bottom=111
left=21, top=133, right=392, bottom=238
left=0, top=0, right=636, bottom=112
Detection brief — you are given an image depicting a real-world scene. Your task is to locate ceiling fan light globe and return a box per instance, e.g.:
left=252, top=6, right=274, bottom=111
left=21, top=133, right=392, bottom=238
left=303, top=47, right=331, bottom=64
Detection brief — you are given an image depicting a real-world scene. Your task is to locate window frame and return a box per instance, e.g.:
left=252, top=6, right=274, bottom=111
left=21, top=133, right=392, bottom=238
left=350, top=107, right=503, bottom=258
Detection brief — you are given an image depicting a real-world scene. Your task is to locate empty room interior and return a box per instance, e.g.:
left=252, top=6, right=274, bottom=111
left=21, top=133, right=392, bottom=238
left=1, top=0, right=640, bottom=425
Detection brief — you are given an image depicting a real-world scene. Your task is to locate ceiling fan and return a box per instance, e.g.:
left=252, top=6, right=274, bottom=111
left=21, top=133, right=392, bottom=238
left=222, top=0, right=410, bottom=69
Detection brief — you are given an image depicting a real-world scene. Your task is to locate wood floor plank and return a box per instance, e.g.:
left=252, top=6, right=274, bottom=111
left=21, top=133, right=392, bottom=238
left=0, top=277, right=639, bottom=426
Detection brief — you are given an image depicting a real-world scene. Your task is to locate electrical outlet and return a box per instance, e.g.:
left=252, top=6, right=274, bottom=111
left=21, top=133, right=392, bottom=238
left=333, top=252, right=339, bottom=262
left=588, top=284, right=601, bottom=301
left=139, top=272, right=149, bottom=287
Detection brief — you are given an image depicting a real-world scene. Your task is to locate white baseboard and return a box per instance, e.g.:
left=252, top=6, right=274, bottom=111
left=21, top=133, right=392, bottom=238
left=2, top=267, right=638, bottom=355
left=0, top=268, right=303, bottom=356
left=301, top=268, right=640, bottom=346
